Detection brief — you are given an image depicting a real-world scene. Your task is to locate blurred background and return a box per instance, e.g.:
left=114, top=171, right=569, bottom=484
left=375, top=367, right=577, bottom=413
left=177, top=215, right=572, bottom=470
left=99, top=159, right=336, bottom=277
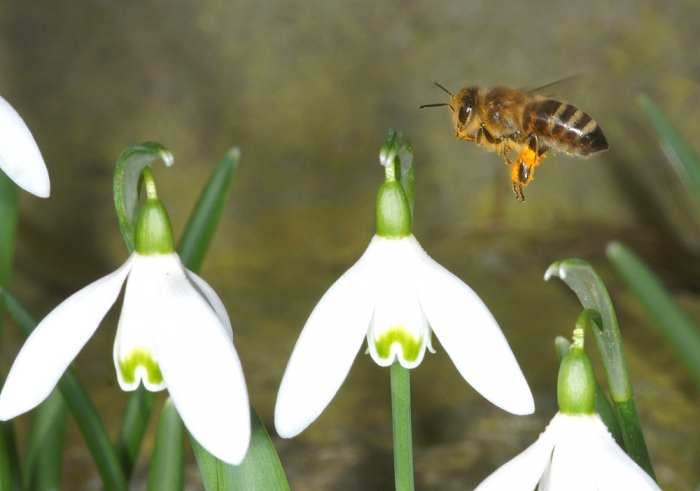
left=1, top=0, right=700, bottom=489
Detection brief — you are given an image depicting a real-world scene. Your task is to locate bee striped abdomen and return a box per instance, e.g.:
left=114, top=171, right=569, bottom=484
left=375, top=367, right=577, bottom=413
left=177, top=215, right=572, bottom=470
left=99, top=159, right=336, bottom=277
left=523, top=99, right=608, bottom=156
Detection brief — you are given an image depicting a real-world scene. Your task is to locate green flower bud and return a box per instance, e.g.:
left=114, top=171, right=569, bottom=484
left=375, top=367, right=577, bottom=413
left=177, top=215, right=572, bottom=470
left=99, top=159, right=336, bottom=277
left=558, top=345, right=596, bottom=415
left=375, top=180, right=412, bottom=238
left=135, top=198, right=175, bottom=255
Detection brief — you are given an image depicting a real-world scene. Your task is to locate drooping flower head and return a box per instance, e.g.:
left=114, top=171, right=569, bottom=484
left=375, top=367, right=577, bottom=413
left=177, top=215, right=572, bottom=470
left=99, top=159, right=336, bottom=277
left=474, top=317, right=661, bottom=491
left=0, top=147, right=249, bottom=464
left=275, top=143, right=534, bottom=438
left=0, top=95, right=50, bottom=197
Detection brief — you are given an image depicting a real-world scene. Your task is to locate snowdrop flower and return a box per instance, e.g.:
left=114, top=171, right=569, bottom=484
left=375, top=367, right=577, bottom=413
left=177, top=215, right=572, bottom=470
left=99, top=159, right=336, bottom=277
left=0, top=95, right=50, bottom=197
left=275, top=165, right=534, bottom=438
left=475, top=412, right=661, bottom=491
left=0, top=167, right=249, bottom=465
left=475, top=323, right=661, bottom=491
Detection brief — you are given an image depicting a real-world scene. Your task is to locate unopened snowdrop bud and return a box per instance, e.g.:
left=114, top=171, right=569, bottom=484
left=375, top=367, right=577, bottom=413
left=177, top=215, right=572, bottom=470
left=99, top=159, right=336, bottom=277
left=375, top=167, right=411, bottom=238
left=134, top=167, right=174, bottom=255
left=557, top=326, right=596, bottom=415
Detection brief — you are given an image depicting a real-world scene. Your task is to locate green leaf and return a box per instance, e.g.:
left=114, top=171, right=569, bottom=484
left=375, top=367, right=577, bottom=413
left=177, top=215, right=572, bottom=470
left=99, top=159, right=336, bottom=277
left=637, top=94, right=700, bottom=211
left=114, top=386, right=157, bottom=477
left=0, top=169, right=22, bottom=491
left=113, top=142, right=174, bottom=254
left=0, top=170, right=18, bottom=300
left=2, top=290, right=129, bottom=491
left=545, top=259, right=631, bottom=400
left=147, top=399, right=184, bottom=491
left=544, top=259, right=656, bottom=480
left=115, top=148, right=239, bottom=478
left=0, top=408, right=23, bottom=491
left=606, top=241, right=700, bottom=389
left=190, top=406, right=290, bottom=491
left=554, top=336, right=624, bottom=448
left=24, top=389, right=67, bottom=491
left=178, top=148, right=239, bottom=272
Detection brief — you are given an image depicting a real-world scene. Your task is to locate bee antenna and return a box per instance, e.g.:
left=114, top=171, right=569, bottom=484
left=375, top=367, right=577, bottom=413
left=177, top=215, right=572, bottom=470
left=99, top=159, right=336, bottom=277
left=433, top=81, right=454, bottom=97
left=419, top=103, right=451, bottom=109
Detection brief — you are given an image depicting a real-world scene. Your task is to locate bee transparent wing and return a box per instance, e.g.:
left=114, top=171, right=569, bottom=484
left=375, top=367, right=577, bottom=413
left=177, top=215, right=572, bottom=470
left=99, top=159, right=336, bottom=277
left=520, top=75, right=581, bottom=98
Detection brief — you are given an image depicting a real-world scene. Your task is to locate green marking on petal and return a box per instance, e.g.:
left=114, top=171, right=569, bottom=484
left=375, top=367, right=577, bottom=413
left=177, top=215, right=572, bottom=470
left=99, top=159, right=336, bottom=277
left=374, top=326, right=423, bottom=363
left=118, top=348, right=164, bottom=386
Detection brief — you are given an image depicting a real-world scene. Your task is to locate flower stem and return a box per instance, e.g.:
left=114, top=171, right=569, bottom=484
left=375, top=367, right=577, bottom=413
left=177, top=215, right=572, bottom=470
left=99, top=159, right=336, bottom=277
left=390, top=362, right=415, bottom=491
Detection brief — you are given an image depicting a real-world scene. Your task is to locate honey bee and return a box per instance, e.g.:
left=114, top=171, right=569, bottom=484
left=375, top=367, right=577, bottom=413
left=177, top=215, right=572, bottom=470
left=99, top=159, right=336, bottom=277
left=420, top=81, right=609, bottom=201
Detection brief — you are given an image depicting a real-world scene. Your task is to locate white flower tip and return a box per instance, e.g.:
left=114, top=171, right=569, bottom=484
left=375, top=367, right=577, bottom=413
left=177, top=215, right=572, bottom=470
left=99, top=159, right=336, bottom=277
left=0, top=96, right=50, bottom=197
left=274, top=404, right=306, bottom=439
left=506, top=393, right=536, bottom=416
left=0, top=399, right=16, bottom=421
left=0, top=387, right=37, bottom=421
left=274, top=381, right=317, bottom=439
left=471, top=364, right=536, bottom=416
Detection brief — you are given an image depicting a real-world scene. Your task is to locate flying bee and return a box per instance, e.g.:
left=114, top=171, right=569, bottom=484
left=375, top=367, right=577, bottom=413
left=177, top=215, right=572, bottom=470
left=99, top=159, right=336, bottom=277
left=420, top=81, right=609, bottom=201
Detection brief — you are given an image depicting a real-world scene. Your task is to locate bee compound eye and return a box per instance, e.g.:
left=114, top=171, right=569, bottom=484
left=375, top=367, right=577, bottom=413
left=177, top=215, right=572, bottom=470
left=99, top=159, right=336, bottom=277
left=458, top=105, right=471, bottom=124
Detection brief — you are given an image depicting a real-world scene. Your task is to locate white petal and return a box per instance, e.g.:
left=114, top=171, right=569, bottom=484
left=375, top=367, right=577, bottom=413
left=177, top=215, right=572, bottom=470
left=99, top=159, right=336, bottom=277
left=589, top=415, right=661, bottom=491
left=0, top=255, right=134, bottom=420
left=114, top=254, right=166, bottom=391
left=153, top=255, right=250, bottom=465
left=474, top=427, right=555, bottom=491
left=185, top=267, right=232, bottom=339
left=409, top=236, right=534, bottom=415
left=0, top=96, right=50, bottom=197
left=275, top=241, right=378, bottom=438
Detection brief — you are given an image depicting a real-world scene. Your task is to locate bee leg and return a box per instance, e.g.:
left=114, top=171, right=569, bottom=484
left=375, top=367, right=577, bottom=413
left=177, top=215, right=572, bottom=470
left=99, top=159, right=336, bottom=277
left=477, top=124, right=498, bottom=145
left=510, top=157, right=526, bottom=202
left=502, top=145, right=513, bottom=166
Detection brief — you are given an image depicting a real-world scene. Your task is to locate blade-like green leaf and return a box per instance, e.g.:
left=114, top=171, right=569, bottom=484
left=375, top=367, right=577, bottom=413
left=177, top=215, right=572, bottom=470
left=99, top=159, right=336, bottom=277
left=24, top=389, right=67, bottom=491
left=113, top=142, right=174, bottom=253
left=637, top=94, right=700, bottom=211
left=115, top=148, right=238, bottom=478
left=114, top=386, right=156, bottom=477
left=606, top=241, right=700, bottom=389
left=544, top=259, right=655, bottom=480
left=191, top=406, right=290, bottom=491
left=147, top=399, right=184, bottom=491
left=0, top=405, right=23, bottom=491
left=545, top=260, right=632, bottom=400
left=0, top=170, right=22, bottom=491
left=0, top=170, right=18, bottom=322
left=554, top=336, right=624, bottom=448
left=178, top=148, right=239, bottom=272
left=189, top=437, right=219, bottom=491
left=2, top=290, right=128, bottom=491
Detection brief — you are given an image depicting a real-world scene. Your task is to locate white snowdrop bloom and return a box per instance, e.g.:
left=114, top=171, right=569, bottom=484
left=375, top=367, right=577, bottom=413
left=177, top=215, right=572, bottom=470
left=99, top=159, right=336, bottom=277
left=474, top=412, right=662, bottom=491
left=0, top=177, right=249, bottom=465
left=275, top=177, right=533, bottom=438
left=0, top=95, right=50, bottom=197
